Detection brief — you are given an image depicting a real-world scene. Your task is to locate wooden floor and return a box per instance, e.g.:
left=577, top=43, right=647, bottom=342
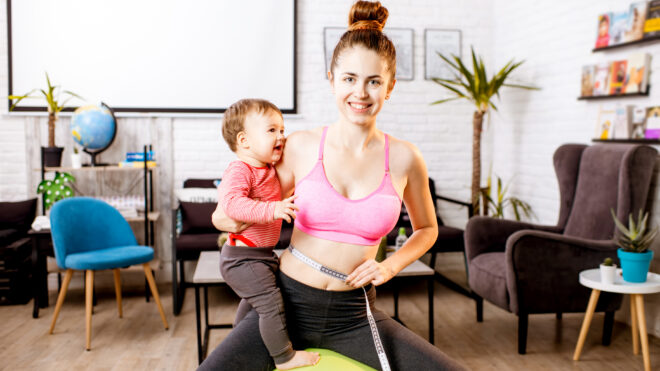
left=1, top=256, right=658, bottom=370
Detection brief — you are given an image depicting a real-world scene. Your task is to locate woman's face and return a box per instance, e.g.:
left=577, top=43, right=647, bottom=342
left=329, top=46, right=395, bottom=126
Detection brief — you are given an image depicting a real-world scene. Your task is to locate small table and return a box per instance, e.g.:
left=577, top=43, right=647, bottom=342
left=192, top=250, right=435, bottom=364
left=573, top=268, right=660, bottom=371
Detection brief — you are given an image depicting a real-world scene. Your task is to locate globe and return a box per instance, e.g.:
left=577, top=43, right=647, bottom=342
left=71, top=102, right=117, bottom=166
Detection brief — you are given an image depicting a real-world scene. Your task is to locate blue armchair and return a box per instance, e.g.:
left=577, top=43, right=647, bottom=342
left=49, top=197, right=168, bottom=350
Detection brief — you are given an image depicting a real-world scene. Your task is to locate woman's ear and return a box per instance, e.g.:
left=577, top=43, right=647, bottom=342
left=327, top=71, right=334, bottom=85
left=386, top=78, right=396, bottom=100
left=237, top=131, right=249, bottom=149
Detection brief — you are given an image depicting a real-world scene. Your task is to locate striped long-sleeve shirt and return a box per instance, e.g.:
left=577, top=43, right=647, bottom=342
left=218, top=160, right=282, bottom=247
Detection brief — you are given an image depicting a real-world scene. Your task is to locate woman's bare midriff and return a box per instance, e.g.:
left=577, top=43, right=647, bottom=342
left=280, top=228, right=379, bottom=291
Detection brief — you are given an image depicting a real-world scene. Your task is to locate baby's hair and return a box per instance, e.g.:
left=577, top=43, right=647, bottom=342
left=329, top=1, right=396, bottom=81
left=599, top=14, right=609, bottom=26
left=222, top=99, right=281, bottom=152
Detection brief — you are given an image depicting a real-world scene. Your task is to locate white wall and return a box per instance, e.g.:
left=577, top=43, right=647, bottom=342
left=2, top=0, right=659, bottom=336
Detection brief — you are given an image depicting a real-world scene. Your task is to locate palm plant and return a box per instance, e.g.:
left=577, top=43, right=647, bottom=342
left=9, top=72, right=82, bottom=147
left=431, top=47, right=538, bottom=213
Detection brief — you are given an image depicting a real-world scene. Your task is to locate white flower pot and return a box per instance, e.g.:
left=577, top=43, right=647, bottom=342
left=600, top=264, right=617, bottom=285
left=71, top=153, right=82, bottom=169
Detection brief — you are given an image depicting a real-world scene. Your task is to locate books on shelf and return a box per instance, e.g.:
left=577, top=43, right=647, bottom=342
left=631, top=106, right=648, bottom=139
left=645, top=106, right=660, bottom=139
left=125, top=150, right=155, bottom=162
left=118, top=160, right=157, bottom=168
left=595, top=107, right=615, bottom=139
left=608, top=60, right=628, bottom=95
left=610, top=11, right=630, bottom=45
left=595, top=13, right=613, bottom=48
left=613, top=106, right=631, bottom=139
left=626, top=1, right=649, bottom=42
left=580, top=53, right=650, bottom=97
left=644, top=0, right=660, bottom=37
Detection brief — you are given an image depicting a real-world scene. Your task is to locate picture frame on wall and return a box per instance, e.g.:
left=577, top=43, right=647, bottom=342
left=425, top=29, right=461, bottom=80
left=323, top=27, right=414, bottom=80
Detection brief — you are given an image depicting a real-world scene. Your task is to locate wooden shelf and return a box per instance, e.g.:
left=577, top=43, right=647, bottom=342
left=592, top=139, right=660, bottom=144
left=125, top=211, right=160, bottom=223
left=43, top=165, right=156, bottom=172
left=592, top=35, right=660, bottom=52
left=578, top=91, right=650, bottom=100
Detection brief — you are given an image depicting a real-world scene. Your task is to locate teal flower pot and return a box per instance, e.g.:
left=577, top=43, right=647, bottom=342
left=617, top=248, right=654, bottom=283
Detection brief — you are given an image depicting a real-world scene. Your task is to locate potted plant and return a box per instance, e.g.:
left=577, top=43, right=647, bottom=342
left=37, top=172, right=76, bottom=212
left=480, top=171, right=533, bottom=221
left=70, top=146, right=82, bottom=169
left=431, top=47, right=539, bottom=213
left=599, top=257, right=617, bottom=285
left=9, top=72, right=83, bottom=167
left=611, top=209, right=657, bottom=283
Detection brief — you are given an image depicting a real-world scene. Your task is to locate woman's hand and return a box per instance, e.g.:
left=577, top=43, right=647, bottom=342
left=345, top=259, right=396, bottom=288
left=211, top=204, right=251, bottom=233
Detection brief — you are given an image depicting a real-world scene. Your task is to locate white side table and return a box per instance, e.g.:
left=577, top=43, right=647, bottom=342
left=573, top=268, right=660, bottom=371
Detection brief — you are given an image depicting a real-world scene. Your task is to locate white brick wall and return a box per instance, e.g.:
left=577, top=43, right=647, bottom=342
left=2, top=0, right=660, bottom=336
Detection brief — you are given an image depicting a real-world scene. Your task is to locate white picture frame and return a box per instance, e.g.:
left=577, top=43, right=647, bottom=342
left=425, top=29, right=462, bottom=80
left=323, top=27, right=414, bottom=80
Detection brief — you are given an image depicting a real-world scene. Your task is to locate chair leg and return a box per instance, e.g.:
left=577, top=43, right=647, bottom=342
left=474, top=294, right=483, bottom=322
left=112, top=269, right=123, bottom=318
left=172, top=257, right=180, bottom=316
left=556, top=312, right=562, bottom=320
left=518, top=312, right=528, bottom=355
left=49, top=269, right=74, bottom=334
left=143, top=263, right=169, bottom=330
left=85, top=270, right=94, bottom=351
left=602, top=310, right=614, bottom=346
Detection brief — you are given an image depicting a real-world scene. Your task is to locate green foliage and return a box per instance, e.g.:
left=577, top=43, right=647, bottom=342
left=37, top=172, right=76, bottom=211
left=430, top=47, right=538, bottom=113
left=480, top=173, right=533, bottom=221
left=8, top=72, right=82, bottom=114
left=602, top=257, right=613, bottom=266
left=611, top=209, right=657, bottom=253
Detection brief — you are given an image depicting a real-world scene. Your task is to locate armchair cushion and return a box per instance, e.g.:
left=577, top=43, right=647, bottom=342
left=180, top=202, right=217, bottom=234
left=174, top=233, right=220, bottom=260
left=469, top=252, right=509, bottom=310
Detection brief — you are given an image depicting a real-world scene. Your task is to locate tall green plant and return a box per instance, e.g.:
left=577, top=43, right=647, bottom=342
left=481, top=173, right=533, bottom=221
left=9, top=72, right=82, bottom=147
left=431, top=47, right=538, bottom=213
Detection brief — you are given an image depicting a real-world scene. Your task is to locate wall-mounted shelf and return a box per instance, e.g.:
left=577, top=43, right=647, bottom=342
left=578, top=91, right=650, bottom=100
left=592, top=35, right=660, bottom=52
left=592, top=139, right=660, bottom=144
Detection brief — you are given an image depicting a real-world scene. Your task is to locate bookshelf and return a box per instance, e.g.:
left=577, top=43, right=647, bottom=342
left=592, top=35, right=660, bottom=52
left=578, top=91, right=650, bottom=100
left=592, top=138, right=660, bottom=144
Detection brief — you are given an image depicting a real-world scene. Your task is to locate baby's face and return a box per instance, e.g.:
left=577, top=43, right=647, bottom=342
left=242, top=110, right=285, bottom=165
left=599, top=21, right=608, bottom=36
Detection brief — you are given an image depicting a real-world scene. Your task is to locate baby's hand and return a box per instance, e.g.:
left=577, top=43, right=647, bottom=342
left=273, top=195, right=298, bottom=223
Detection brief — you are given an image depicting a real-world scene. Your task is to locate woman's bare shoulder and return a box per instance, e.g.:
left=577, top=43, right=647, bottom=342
left=285, top=127, right=325, bottom=155
left=386, top=133, right=424, bottom=169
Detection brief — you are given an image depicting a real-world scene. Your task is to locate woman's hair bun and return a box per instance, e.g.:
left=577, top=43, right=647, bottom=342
left=347, top=1, right=388, bottom=32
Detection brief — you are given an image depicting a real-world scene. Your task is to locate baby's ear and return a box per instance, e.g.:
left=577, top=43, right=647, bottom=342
left=237, top=131, right=249, bottom=149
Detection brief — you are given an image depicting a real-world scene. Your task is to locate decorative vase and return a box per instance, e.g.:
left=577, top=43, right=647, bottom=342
left=70, top=153, right=82, bottom=169
left=599, top=263, right=617, bottom=285
left=42, top=146, right=64, bottom=167
left=617, top=248, right=654, bottom=283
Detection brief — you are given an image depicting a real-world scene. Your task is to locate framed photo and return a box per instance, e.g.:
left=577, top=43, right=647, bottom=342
left=425, top=29, right=461, bottom=80
left=323, top=27, right=414, bottom=80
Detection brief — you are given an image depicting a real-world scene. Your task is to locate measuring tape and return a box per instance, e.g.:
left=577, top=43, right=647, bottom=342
left=288, top=246, right=391, bottom=371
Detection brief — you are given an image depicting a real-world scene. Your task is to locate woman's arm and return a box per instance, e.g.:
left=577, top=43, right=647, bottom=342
left=346, top=141, right=438, bottom=287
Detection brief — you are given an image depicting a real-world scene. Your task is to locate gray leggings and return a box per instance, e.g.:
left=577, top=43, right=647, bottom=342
left=198, top=271, right=465, bottom=371
left=219, top=245, right=294, bottom=364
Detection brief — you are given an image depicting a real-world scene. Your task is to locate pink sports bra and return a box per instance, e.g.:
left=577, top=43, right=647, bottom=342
left=294, top=127, right=402, bottom=246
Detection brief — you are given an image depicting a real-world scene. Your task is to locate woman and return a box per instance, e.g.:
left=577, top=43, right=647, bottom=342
left=202, top=2, right=464, bottom=370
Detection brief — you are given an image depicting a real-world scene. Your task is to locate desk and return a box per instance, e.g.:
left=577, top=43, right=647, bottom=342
left=192, top=250, right=435, bottom=364
left=573, top=268, right=660, bottom=371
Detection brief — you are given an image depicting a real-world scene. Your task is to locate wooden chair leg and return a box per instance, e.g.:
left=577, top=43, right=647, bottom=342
left=474, top=294, right=483, bottom=322
left=85, top=270, right=94, bottom=350
left=49, top=269, right=74, bottom=334
left=143, top=263, right=169, bottom=329
left=518, top=313, right=528, bottom=355
left=556, top=312, right=562, bottom=320
left=112, top=269, right=123, bottom=318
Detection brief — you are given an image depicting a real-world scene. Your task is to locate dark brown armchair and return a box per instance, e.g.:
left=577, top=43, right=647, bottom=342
left=464, top=144, right=657, bottom=354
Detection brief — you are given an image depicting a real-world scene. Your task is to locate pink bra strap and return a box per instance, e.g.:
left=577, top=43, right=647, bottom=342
left=318, top=126, right=329, bottom=160
left=384, top=134, right=390, bottom=171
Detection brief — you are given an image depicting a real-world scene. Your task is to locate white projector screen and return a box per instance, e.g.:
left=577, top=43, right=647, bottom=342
left=8, top=0, right=296, bottom=114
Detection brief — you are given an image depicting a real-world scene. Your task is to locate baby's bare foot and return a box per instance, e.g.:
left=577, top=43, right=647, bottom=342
left=276, top=350, right=320, bottom=370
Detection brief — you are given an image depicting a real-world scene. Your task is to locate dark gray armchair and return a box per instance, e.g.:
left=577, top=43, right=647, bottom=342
left=464, top=143, right=657, bottom=354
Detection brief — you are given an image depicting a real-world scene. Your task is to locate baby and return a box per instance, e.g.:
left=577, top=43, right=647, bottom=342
left=215, top=99, right=319, bottom=370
